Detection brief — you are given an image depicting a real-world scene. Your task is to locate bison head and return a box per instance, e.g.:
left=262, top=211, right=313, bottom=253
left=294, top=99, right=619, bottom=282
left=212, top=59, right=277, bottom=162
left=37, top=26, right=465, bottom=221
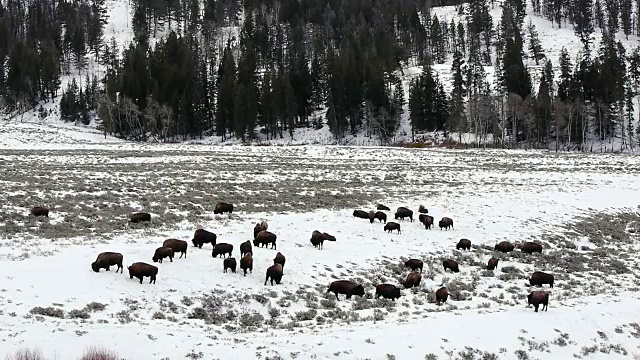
left=91, top=261, right=100, bottom=273
left=393, top=287, right=401, bottom=299
left=192, top=239, right=200, bottom=247
left=352, top=285, right=365, bottom=297
left=253, top=239, right=260, bottom=247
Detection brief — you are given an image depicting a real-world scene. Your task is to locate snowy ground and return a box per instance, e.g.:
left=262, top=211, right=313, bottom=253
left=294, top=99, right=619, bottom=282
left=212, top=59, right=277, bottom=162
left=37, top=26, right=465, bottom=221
left=1, top=144, right=640, bottom=359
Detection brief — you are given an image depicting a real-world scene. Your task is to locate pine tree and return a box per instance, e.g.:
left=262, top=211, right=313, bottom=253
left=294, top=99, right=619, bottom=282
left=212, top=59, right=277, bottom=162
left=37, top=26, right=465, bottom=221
left=573, top=0, right=595, bottom=50
left=594, top=0, right=605, bottom=30
left=557, top=47, right=573, bottom=101
left=621, top=0, right=632, bottom=38
left=527, top=20, right=545, bottom=65
left=448, top=50, right=467, bottom=136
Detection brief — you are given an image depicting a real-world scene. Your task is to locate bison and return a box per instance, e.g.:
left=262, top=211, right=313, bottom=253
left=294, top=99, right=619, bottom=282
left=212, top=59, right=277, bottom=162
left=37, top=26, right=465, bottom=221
left=456, top=238, right=471, bottom=251
left=264, top=263, right=283, bottom=285
left=192, top=229, right=217, bottom=249
left=521, top=241, right=543, bottom=254
left=240, top=240, right=252, bottom=257
left=130, top=212, right=151, bottom=223
left=253, top=230, right=277, bottom=249
left=273, top=252, right=286, bottom=269
left=30, top=206, right=49, bottom=218
left=487, top=258, right=499, bottom=270
left=421, top=215, right=434, bottom=229
left=240, top=253, right=253, bottom=276
left=443, top=259, right=460, bottom=273
left=418, top=205, right=428, bottom=214
left=439, top=217, right=454, bottom=230
left=375, top=284, right=401, bottom=300
left=223, top=257, right=237, bottom=273
left=404, top=259, right=423, bottom=272
left=128, top=262, right=158, bottom=284
left=384, top=222, right=401, bottom=233
left=91, top=252, right=123, bottom=273
left=310, top=230, right=327, bottom=249
left=214, top=202, right=234, bottom=214
left=212, top=243, right=233, bottom=258
left=527, top=291, right=549, bottom=312
left=403, top=272, right=422, bottom=288
left=322, top=232, right=337, bottom=242
left=395, top=207, right=414, bottom=222
left=327, top=280, right=365, bottom=301
left=529, top=271, right=554, bottom=288
left=353, top=210, right=370, bottom=219
left=152, top=247, right=174, bottom=263
left=370, top=211, right=387, bottom=224
left=494, top=241, right=515, bottom=253
left=163, top=239, right=188, bottom=259
left=435, top=287, right=449, bottom=305
left=253, top=220, right=268, bottom=239
left=377, top=204, right=391, bottom=211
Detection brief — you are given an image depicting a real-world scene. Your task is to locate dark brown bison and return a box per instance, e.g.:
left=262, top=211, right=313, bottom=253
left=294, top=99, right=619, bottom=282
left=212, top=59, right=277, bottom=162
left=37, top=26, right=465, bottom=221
left=91, top=252, right=123, bottom=273
left=418, top=205, right=428, bottom=214
left=253, top=230, right=277, bottom=249
left=240, top=253, right=253, bottom=276
left=375, top=284, right=401, bottom=300
left=310, top=230, right=326, bottom=249
left=395, top=207, right=414, bottom=222
left=443, top=259, right=460, bottom=273
left=30, top=206, right=49, bottom=217
left=487, top=258, right=499, bottom=270
left=163, top=239, right=188, bottom=258
left=439, top=217, right=454, bottom=230
left=223, top=257, right=237, bottom=273
left=435, top=287, right=449, bottom=305
left=521, top=241, right=543, bottom=254
left=403, top=272, right=422, bottom=288
left=273, top=252, right=286, bottom=269
left=384, top=222, right=401, bottom=233
left=529, top=271, right=554, bottom=288
left=212, top=243, right=233, bottom=258
left=240, top=240, right=252, bottom=257
left=422, top=215, right=434, bottom=229
left=456, top=238, right=471, bottom=251
left=404, top=259, right=423, bottom=272
left=377, top=204, right=391, bottom=211
left=322, top=232, right=336, bottom=242
left=192, top=228, right=217, bottom=249
left=353, top=210, right=370, bottom=219
left=494, top=241, right=515, bottom=253
left=253, top=220, right=268, bottom=239
left=128, top=262, right=158, bottom=284
left=214, top=202, right=234, bottom=214
left=152, top=247, right=175, bottom=263
left=130, top=212, right=151, bottom=223
left=527, top=291, right=549, bottom=312
left=264, top=263, right=283, bottom=285
left=370, top=211, right=387, bottom=223
left=327, top=280, right=365, bottom=300
left=368, top=211, right=375, bottom=222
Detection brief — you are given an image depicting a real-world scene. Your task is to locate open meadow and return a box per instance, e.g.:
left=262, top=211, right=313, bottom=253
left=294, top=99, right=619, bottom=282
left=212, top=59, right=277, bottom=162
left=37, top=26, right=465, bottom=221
left=1, top=144, right=640, bottom=360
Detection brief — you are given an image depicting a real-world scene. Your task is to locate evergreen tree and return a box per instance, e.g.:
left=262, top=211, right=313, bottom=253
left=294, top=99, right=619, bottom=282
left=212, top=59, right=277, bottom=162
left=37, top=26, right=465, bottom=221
left=527, top=20, right=545, bottom=65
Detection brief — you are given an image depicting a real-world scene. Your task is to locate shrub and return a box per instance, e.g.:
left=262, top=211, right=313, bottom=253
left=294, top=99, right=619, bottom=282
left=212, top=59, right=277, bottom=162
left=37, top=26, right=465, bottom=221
left=5, top=348, right=46, bottom=360
left=67, top=309, right=91, bottom=319
left=84, top=302, right=107, bottom=312
left=79, top=347, right=119, bottom=360
left=29, top=307, right=64, bottom=319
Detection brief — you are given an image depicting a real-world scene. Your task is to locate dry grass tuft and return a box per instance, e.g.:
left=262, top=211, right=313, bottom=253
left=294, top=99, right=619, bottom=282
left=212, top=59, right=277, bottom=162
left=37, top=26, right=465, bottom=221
left=79, top=347, right=120, bottom=360
left=5, top=349, right=46, bottom=360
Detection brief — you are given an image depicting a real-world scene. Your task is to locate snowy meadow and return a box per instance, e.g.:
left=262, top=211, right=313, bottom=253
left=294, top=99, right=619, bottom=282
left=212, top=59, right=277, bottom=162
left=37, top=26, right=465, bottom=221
left=1, top=144, right=640, bottom=360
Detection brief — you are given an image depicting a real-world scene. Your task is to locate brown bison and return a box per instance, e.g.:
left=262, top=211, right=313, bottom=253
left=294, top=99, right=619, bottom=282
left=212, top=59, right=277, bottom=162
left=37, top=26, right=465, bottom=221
left=377, top=204, right=391, bottom=211
left=327, top=280, right=365, bottom=301
left=214, top=202, right=234, bottom=214
left=439, top=217, right=454, bottom=230
left=30, top=206, right=49, bottom=217
left=353, top=210, right=370, bottom=219
left=404, top=259, right=423, bottom=272
left=240, top=240, right=252, bottom=257
left=254, top=230, right=277, bottom=249
left=435, top=287, right=449, bottom=305
left=264, top=263, right=283, bottom=285
left=370, top=211, right=387, bottom=224
left=240, top=253, right=253, bottom=276
left=223, top=257, right=237, bottom=273
left=384, top=222, right=401, bottom=233
left=163, top=239, right=188, bottom=258
left=395, top=207, right=414, bottom=222
left=152, top=247, right=174, bottom=263
left=375, top=284, right=401, bottom=300
left=403, top=272, right=422, bottom=288
left=91, top=252, right=123, bottom=273
left=273, top=252, right=286, bottom=269
left=310, top=230, right=327, bottom=249
left=443, top=259, right=460, bottom=273
left=527, top=291, right=549, bottom=312
left=456, top=238, right=471, bottom=251
left=212, top=243, right=233, bottom=258
left=130, top=212, right=151, bottom=223
left=421, top=215, right=434, bottom=229
left=418, top=205, right=428, bottom=214
left=521, top=241, right=543, bottom=254
left=128, top=262, right=158, bottom=284
left=487, top=258, right=499, bottom=270
left=529, top=271, right=554, bottom=288
left=192, top=229, right=217, bottom=249
left=494, top=241, right=515, bottom=253
left=253, top=220, right=268, bottom=239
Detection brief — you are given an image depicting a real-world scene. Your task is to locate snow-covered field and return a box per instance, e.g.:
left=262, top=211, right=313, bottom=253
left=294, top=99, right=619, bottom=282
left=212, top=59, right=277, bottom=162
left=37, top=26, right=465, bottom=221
left=1, top=144, right=640, bottom=359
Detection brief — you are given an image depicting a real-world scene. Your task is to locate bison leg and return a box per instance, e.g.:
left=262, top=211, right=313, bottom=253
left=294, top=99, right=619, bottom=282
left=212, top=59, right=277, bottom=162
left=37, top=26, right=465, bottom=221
left=264, top=276, right=269, bottom=285
left=533, top=304, right=539, bottom=312
left=334, top=292, right=340, bottom=301
left=117, top=264, right=123, bottom=273
left=150, top=275, right=156, bottom=284
left=106, top=266, right=110, bottom=271
left=139, top=277, right=143, bottom=284
left=169, top=256, right=173, bottom=262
